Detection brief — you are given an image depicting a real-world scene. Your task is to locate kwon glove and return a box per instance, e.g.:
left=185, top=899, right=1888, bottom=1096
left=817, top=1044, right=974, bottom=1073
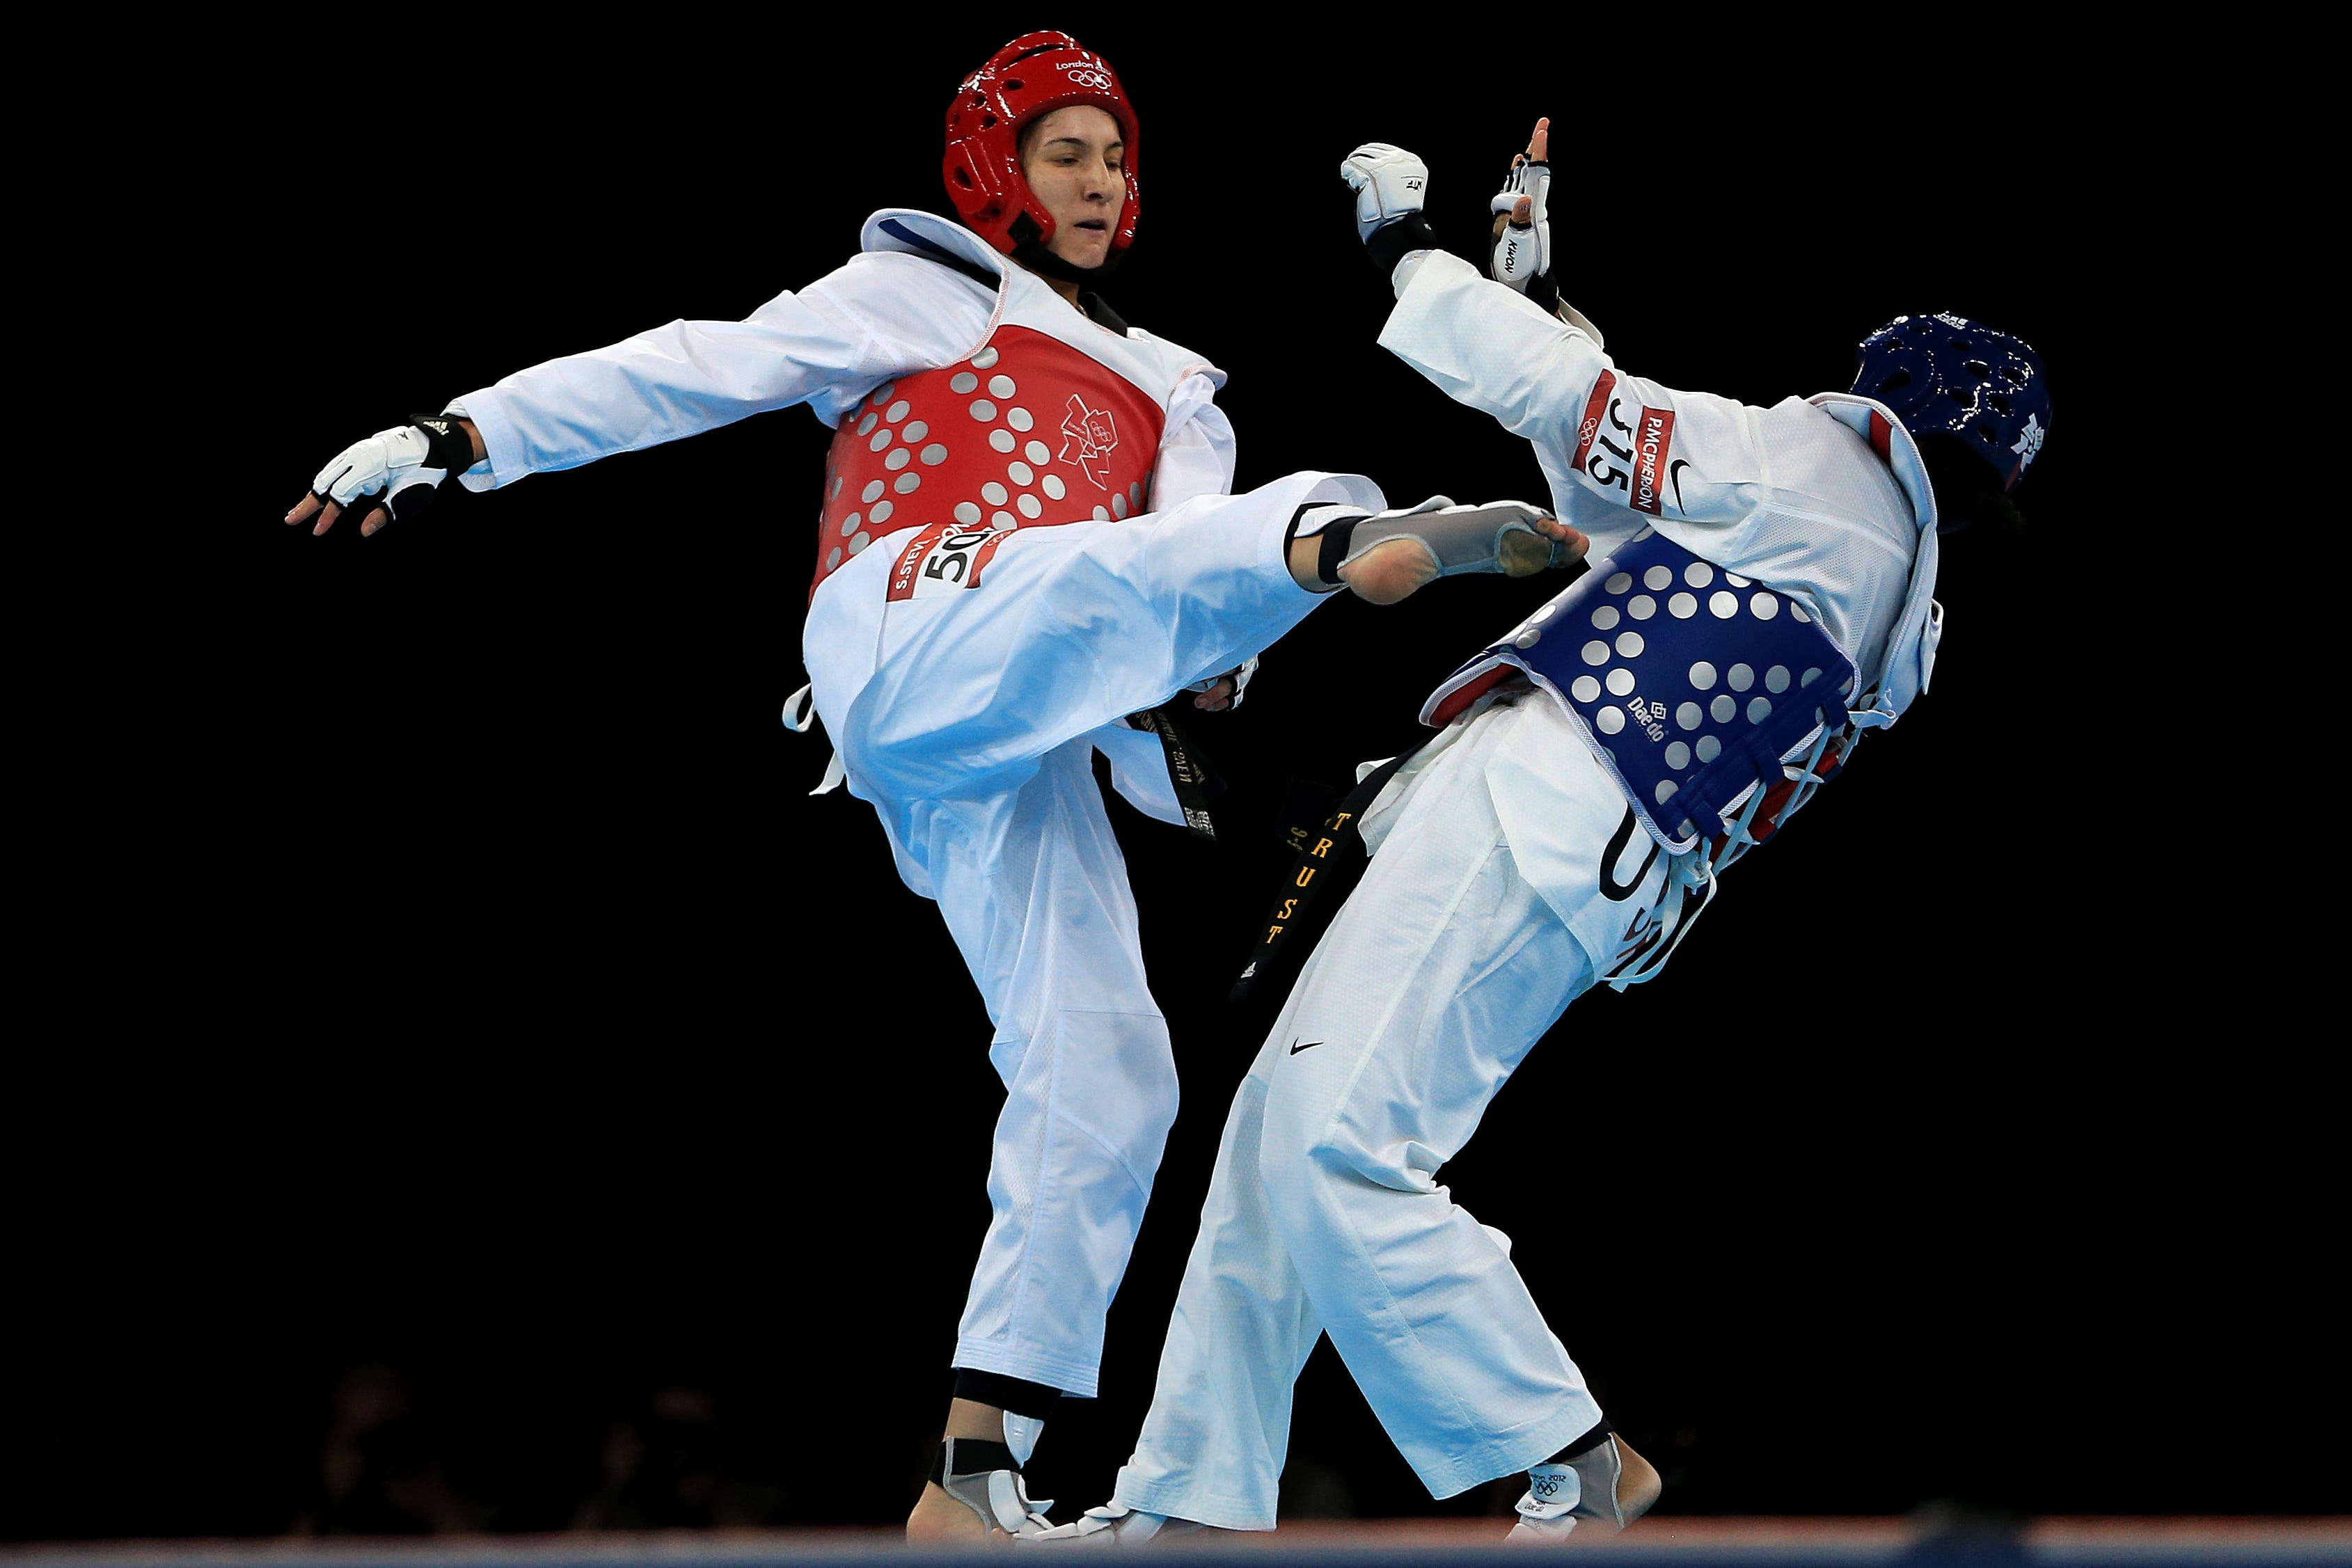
left=308, top=413, right=475, bottom=530
left=1489, top=155, right=1551, bottom=292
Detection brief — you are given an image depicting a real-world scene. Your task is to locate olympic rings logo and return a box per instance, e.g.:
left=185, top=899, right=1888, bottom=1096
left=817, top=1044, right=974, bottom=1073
left=1059, top=65, right=1112, bottom=90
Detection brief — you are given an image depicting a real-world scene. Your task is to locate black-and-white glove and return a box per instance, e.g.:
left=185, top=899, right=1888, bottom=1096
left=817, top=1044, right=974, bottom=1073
left=1185, top=654, right=1259, bottom=708
left=1489, top=155, right=1551, bottom=293
left=308, top=414, right=474, bottom=530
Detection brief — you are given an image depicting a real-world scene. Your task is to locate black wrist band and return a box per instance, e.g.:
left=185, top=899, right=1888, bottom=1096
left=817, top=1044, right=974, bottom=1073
left=410, top=412, right=474, bottom=473
left=1364, top=212, right=1440, bottom=278
left=1316, top=516, right=1362, bottom=585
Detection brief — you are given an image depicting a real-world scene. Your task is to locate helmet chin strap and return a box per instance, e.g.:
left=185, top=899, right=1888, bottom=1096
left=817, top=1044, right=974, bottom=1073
left=1009, top=212, right=1125, bottom=284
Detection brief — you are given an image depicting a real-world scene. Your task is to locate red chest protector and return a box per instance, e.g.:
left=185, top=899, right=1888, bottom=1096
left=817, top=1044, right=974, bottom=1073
left=810, top=322, right=1167, bottom=601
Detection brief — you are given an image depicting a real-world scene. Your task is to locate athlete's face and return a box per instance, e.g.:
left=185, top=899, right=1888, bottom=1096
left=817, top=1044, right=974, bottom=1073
left=1020, top=106, right=1126, bottom=270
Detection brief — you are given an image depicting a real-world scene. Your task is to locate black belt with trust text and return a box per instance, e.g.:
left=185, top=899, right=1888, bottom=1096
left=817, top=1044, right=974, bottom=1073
left=1229, top=732, right=1438, bottom=1004
left=1125, top=701, right=1227, bottom=843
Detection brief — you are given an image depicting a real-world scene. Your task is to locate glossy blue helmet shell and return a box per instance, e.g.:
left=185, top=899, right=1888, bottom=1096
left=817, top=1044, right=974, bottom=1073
left=1854, top=314, right=2050, bottom=489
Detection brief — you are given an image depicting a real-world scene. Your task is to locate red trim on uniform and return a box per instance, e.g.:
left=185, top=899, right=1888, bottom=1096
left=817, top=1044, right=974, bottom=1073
left=1570, top=370, right=1617, bottom=471
left=1425, top=666, right=1512, bottom=729
left=1867, top=411, right=1894, bottom=466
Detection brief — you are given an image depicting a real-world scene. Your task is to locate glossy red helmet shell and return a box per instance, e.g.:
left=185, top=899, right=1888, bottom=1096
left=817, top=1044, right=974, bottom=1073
left=943, top=31, right=1139, bottom=258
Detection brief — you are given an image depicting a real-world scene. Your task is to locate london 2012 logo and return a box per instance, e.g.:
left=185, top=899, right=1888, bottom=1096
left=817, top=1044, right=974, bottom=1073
left=1060, top=394, right=1119, bottom=488
left=1059, top=63, right=1113, bottom=90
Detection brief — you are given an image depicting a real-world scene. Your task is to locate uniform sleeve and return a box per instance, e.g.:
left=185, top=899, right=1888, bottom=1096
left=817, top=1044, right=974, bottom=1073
left=1145, top=370, right=1237, bottom=509
left=1375, top=250, right=1765, bottom=534
left=449, top=252, right=993, bottom=492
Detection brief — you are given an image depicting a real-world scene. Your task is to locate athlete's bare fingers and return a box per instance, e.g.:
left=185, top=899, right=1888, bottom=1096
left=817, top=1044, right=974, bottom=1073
left=1193, top=676, right=1237, bottom=711
left=313, top=498, right=345, bottom=536
left=1527, top=116, right=1549, bottom=162
left=354, top=500, right=390, bottom=538
left=286, top=493, right=322, bottom=528
left=1534, top=514, right=1588, bottom=562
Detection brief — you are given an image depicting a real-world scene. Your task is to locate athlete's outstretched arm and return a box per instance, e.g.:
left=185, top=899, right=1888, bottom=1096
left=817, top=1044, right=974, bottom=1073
left=284, top=252, right=990, bottom=537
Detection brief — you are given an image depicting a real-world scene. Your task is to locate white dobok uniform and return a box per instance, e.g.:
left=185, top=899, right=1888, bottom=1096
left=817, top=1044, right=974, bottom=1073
left=445, top=209, right=1384, bottom=1397
left=1111, top=251, right=1944, bottom=1526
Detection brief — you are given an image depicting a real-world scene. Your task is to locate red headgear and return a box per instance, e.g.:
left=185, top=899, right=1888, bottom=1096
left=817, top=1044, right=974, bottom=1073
left=943, top=31, right=1139, bottom=260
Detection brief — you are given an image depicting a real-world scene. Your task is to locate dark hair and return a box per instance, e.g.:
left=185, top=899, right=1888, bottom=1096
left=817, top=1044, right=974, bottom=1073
left=1916, top=431, right=2029, bottom=538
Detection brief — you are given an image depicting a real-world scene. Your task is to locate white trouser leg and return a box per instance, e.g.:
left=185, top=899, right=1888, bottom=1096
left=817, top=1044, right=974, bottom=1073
left=926, top=742, right=1179, bottom=1397
left=1116, top=707, right=1609, bottom=1518
left=1111, top=1065, right=1321, bottom=1530
left=834, top=470, right=1380, bottom=803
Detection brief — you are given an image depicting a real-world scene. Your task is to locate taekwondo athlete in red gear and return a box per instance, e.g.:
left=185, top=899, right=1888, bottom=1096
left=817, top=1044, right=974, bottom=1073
left=282, top=41, right=1587, bottom=1545
left=1040, top=119, right=2051, bottom=1546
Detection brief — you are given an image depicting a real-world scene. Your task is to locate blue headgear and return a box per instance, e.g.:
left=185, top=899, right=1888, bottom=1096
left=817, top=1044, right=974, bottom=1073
left=1853, top=315, right=2050, bottom=490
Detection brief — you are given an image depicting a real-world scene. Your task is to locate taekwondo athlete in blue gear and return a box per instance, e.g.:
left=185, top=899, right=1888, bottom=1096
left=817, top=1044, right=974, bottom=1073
left=1038, top=119, right=2051, bottom=1546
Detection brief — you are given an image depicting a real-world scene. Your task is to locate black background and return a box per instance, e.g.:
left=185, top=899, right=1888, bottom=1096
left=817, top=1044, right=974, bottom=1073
left=15, top=13, right=2329, bottom=1545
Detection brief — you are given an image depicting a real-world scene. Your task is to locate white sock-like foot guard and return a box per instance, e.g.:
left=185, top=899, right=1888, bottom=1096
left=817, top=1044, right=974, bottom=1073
left=1023, top=1502, right=1207, bottom=1547
left=1506, top=1435, right=1631, bottom=1544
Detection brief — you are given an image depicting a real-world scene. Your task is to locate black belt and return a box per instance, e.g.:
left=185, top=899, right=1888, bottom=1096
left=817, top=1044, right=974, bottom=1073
left=1229, top=732, right=1437, bottom=1004
left=1124, top=701, right=1226, bottom=843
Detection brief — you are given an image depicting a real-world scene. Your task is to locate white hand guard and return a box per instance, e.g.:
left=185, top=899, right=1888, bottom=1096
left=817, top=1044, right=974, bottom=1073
left=1339, top=142, right=1429, bottom=243
left=310, top=425, right=435, bottom=509
left=1488, top=156, right=1552, bottom=293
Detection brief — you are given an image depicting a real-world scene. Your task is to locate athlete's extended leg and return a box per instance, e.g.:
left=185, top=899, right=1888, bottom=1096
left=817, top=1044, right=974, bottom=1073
left=834, top=470, right=1382, bottom=802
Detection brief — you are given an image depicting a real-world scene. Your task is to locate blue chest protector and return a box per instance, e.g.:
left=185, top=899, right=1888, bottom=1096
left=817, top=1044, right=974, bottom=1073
left=1422, top=528, right=1859, bottom=853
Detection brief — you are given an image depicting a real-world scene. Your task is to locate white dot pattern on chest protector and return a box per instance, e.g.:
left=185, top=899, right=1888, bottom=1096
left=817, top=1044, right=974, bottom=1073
left=869, top=500, right=894, bottom=525
left=1112, top=493, right=1128, bottom=518
left=1008, top=461, right=1034, bottom=486
left=885, top=400, right=910, bottom=423
left=904, top=420, right=928, bottom=443
left=950, top=372, right=979, bottom=395
left=970, top=347, right=1000, bottom=370
left=894, top=473, right=921, bottom=493
left=982, top=482, right=1008, bottom=505
left=1684, top=562, right=1713, bottom=587
left=857, top=412, right=879, bottom=436
left=1017, top=494, right=1042, bottom=518
left=884, top=449, right=910, bottom=470
left=955, top=502, right=982, bottom=525
left=990, top=429, right=1017, bottom=453
left=989, top=375, right=1016, bottom=398
left=1026, top=440, right=1051, bottom=465
left=840, top=511, right=861, bottom=536
left=921, top=444, right=948, bottom=466
left=1728, top=664, right=1754, bottom=692
left=1668, top=592, right=1697, bottom=619
left=1572, top=676, right=1601, bottom=702
left=1042, top=475, right=1066, bottom=500
left=862, top=480, right=885, bottom=504
left=1710, top=591, right=1738, bottom=618
left=970, top=399, right=997, bottom=421
left=1628, top=595, right=1657, bottom=620
left=1644, top=566, right=1673, bottom=591
left=1591, top=605, right=1620, bottom=631
left=1676, top=701, right=1703, bottom=730
left=1009, top=406, right=1034, bottom=431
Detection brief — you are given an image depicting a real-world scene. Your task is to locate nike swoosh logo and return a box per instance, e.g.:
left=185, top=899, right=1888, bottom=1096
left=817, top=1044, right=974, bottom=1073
left=1289, top=1038, right=1322, bottom=1054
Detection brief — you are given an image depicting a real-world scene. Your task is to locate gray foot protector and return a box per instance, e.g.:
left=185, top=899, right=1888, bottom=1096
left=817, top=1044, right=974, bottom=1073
left=1565, top=1435, right=1629, bottom=1527
left=936, top=1437, right=1056, bottom=1537
left=1337, top=497, right=1565, bottom=578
